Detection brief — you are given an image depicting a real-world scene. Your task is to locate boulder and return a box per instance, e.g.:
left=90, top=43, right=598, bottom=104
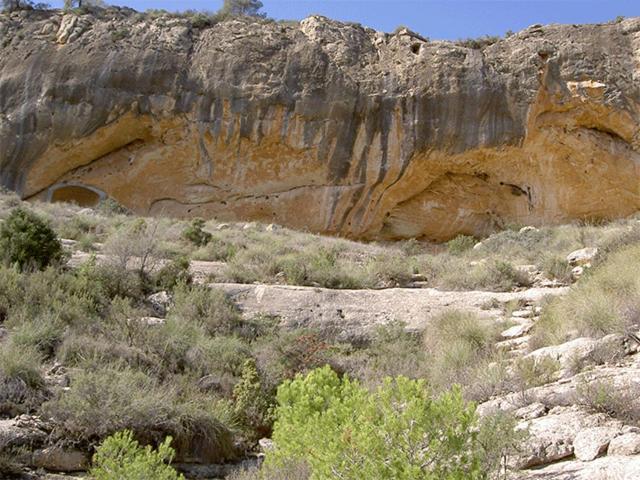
left=515, top=406, right=615, bottom=469
left=573, top=426, right=620, bottom=461
left=32, top=446, right=89, bottom=472
left=501, top=322, right=533, bottom=339
left=608, top=432, right=640, bottom=456
left=0, top=417, right=47, bottom=452
left=566, top=247, right=598, bottom=266
left=258, top=438, right=275, bottom=452
left=525, top=337, right=598, bottom=374
left=514, top=402, right=547, bottom=421
left=572, top=265, right=584, bottom=280
left=146, top=290, right=172, bottom=317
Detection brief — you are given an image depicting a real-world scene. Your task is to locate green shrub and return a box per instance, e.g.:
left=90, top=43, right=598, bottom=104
left=153, top=256, right=192, bottom=291
left=227, top=462, right=311, bottom=480
left=185, top=334, right=251, bottom=379
left=42, top=366, right=237, bottom=462
left=192, top=235, right=238, bottom=262
left=91, top=430, right=184, bottom=480
left=97, top=198, right=131, bottom=216
left=182, top=218, right=212, bottom=247
left=422, top=310, right=502, bottom=400
left=538, top=253, right=572, bottom=283
left=0, top=208, right=63, bottom=271
left=169, top=283, right=241, bottom=335
left=512, top=356, right=560, bottom=392
left=0, top=342, right=46, bottom=415
left=268, top=366, right=487, bottom=479
left=477, top=411, right=528, bottom=476
left=446, top=235, right=476, bottom=255
left=575, top=378, right=640, bottom=426
left=11, top=314, right=65, bottom=357
left=352, top=322, right=428, bottom=385
left=233, top=359, right=275, bottom=440
left=431, top=256, right=530, bottom=292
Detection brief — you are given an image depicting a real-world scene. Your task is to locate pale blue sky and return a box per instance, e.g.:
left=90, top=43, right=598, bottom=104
left=50, top=1, right=640, bottom=39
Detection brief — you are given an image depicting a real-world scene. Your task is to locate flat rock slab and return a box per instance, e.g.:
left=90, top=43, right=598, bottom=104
left=211, top=283, right=567, bottom=336
left=517, top=454, right=640, bottom=479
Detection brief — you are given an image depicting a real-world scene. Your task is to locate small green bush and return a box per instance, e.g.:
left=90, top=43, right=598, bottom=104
left=446, top=235, right=476, bottom=255
left=0, top=208, right=63, bottom=271
left=512, top=356, right=560, bottom=392
left=182, top=218, right=212, bottom=247
left=233, top=359, right=275, bottom=440
left=91, top=430, right=184, bottom=480
left=154, top=256, right=192, bottom=291
left=576, top=378, right=640, bottom=426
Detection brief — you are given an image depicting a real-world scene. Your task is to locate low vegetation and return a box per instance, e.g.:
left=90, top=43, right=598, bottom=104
left=531, top=243, right=640, bottom=349
left=0, top=187, right=639, bottom=477
left=266, top=366, right=512, bottom=479
left=91, top=430, right=184, bottom=480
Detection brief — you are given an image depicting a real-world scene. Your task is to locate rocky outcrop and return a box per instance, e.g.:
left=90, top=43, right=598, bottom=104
left=211, top=282, right=566, bottom=340
left=0, top=9, right=639, bottom=240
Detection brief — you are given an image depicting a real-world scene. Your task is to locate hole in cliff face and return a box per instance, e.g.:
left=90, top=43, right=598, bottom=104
left=410, top=43, right=421, bottom=54
left=50, top=185, right=104, bottom=207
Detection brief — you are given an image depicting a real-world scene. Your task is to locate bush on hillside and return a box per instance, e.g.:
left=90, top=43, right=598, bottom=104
left=0, top=342, right=46, bottom=416
left=42, top=366, right=237, bottom=462
left=169, top=283, right=242, bottom=335
left=447, top=234, right=477, bottom=255
left=531, top=243, right=640, bottom=348
left=91, top=430, right=184, bottom=480
left=0, top=208, right=63, bottom=271
left=421, top=310, right=509, bottom=401
left=268, top=366, right=486, bottom=479
left=182, top=218, right=212, bottom=247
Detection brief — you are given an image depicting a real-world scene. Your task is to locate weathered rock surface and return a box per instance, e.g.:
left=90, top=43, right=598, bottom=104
left=608, top=432, right=640, bottom=456
left=1, top=9, right=639, bottom=240
left=31, top=446, right=89, bottom=473
left=573, top=425, right=620, bottom=461
left=0, top=417, right=47, bottom=452
left=516, top=406, right=619, bottom=468
left=517, top=455, right=640, bottom=479
left=212, top=282, right=567, bottom=338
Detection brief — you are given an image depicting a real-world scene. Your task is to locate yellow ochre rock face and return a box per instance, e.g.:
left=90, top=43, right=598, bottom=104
left=0, top=12, right=639, bottom=241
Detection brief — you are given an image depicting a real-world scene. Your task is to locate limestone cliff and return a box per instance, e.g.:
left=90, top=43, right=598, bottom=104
left=0, top=9, right=639, bottom=241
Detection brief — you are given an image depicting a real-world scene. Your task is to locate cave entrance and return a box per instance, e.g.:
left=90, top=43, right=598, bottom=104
left=48, top=184, right=106, bottom=207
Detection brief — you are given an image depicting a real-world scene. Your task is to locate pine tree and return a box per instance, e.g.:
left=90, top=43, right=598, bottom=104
left=218, top=0, right=265, bottom=18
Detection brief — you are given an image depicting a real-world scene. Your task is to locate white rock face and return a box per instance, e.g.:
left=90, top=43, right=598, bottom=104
left=501, top=322, right=533, bottom=339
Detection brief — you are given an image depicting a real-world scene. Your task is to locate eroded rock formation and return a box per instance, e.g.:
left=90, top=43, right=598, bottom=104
left=0, top=9, right=639, bottom=240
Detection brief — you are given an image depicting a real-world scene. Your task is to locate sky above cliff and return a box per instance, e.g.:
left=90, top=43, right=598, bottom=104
left=52, top=1, right=640, bottom=39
